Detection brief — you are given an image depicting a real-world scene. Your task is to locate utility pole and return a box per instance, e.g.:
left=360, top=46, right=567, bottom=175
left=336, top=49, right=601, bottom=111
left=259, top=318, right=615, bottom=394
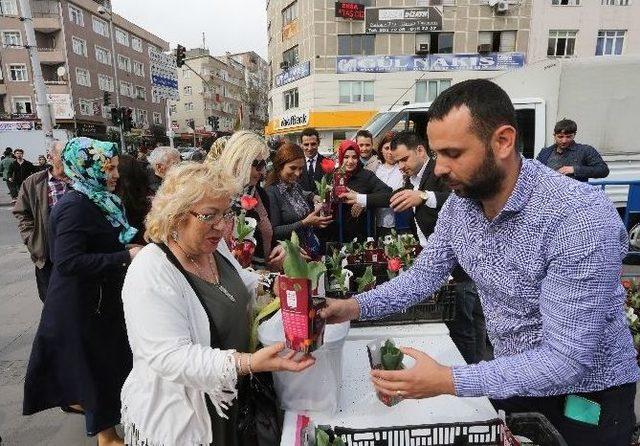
left=18, top=0, right=55, bottom=151
left=165, top=99, right=174, bottom=148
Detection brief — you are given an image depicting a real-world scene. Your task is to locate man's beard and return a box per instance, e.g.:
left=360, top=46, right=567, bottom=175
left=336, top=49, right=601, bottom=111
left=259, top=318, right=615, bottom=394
left=443, top=147, right=505, bottom=200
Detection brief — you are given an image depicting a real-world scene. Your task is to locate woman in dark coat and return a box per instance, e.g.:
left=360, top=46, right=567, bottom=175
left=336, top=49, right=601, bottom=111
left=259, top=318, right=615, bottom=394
left=23, top=137, right=141, bottom=446
left=336, top=139, right=393, bottom=243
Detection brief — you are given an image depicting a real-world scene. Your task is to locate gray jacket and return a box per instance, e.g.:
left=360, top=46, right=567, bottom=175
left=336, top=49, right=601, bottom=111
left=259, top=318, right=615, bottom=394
left=13, top=170, right=50, bottom=268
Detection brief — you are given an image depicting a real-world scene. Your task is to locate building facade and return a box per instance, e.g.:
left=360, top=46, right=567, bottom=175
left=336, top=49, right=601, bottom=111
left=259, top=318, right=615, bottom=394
left=0, top=0, right=169, bottom=140
left=266, top=0, right=532, bottom=151
left=229, top=51, right=270, bottom=131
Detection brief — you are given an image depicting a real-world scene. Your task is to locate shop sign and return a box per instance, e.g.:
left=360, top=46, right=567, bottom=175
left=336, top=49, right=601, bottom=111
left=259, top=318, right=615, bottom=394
left=47, top=94, right=74, bottom=119
left=0, top=121, right=34, bottom=131
left=335, top=2, right=365, bottom=20
left=274, top=109, right=310, bottom=131
left=275, top=61, right=311, bottom=87
left=336, top=53, right=525, bottom=74
left=282, top=20, right=299, bottom=41
left=365, top=7, right=443, bottom=33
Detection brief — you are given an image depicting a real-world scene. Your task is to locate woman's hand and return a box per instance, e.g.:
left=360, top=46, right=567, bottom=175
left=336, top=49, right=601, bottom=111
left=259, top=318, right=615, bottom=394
left=302, top=208, right=333, bottom=228
left=252, top=342, right=316, bottom=373
left=266, top=245, right=286, bottom=271
left=128, top=245, right=143, bottom=259
left=351, top=203, right=365, bottom=218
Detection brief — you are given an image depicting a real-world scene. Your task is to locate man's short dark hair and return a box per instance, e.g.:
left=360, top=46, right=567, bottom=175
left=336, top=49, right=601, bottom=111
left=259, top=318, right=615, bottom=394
left=390, top=130, right=425, bottom=151
left=355, top=129, right=373, bottom=141
left=14, top=148, right=24, bottom=154
left=554, top=119, right=577, bottom=135
left=301, top=127, right=319, bottom=140
left=428, top=79, right=517, bottom=146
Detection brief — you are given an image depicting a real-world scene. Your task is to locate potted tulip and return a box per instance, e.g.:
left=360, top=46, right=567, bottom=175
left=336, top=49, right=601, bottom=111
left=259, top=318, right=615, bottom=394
left=355, top=266, right=376, bottom=293
left=367, top=339, right=405, bottom=406
left=315, top=158, right=337, bottom=217
left=231, top=194, right=258, bottom=268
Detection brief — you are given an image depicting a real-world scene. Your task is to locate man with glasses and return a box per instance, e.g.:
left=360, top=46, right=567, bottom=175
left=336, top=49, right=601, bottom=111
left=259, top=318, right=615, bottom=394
left=299, top=127, right=328, bottom=194
left=537, top=119, right=609, bottom=182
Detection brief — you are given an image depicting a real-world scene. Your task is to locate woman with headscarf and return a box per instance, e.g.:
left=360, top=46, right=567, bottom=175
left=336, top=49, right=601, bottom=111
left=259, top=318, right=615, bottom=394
left=336, top=139, right=393, bottom=243
left=23, top=137, right=140, bottom=446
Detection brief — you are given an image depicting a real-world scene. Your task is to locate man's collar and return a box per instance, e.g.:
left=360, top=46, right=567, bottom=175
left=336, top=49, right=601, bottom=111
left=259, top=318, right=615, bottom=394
left=554, top=141, right=576, bottom=153
left=500, top=157, right=534, bottom=214
left=412, top=159, right=429, bottom=183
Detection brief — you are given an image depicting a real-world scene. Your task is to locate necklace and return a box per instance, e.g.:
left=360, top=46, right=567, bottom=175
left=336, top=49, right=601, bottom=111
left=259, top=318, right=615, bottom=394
left=173, top=242, right=236, bottom=303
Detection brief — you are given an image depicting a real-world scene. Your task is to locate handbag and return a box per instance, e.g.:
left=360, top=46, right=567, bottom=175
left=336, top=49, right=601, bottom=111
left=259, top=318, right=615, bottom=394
left=155, top=243, right=282, bottom=446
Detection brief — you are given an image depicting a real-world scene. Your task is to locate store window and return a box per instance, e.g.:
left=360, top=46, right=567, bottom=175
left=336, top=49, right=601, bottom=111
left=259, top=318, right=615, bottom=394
left=338, top=34, right=375, bottom=56
left=339, top=81, right=374, bottom=103
left=415, top=79, right=451, bottom=102
left=548, top=30, right=577, bottom=57
left=478, top=30, right=517, bottom=52
left=416, top=32, right=454, bottom=54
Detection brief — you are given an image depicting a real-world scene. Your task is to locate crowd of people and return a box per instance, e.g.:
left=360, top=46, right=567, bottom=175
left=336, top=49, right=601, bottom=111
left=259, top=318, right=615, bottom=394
left=5, top=78, right=635, bottom=446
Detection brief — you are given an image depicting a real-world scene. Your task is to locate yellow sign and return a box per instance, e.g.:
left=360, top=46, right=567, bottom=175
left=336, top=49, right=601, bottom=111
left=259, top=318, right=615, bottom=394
left=265, top=110, right=377, bottom=136
left=282, top=20, right=299, bottom=41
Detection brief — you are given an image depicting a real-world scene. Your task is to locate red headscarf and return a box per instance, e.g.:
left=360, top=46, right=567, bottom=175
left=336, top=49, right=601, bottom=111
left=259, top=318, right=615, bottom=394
left=338, top=140, right=361, bottom=176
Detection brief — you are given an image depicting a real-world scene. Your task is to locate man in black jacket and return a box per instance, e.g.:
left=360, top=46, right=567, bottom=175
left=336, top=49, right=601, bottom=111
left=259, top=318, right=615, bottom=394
left=7, top=149, right=35, bottom=201
left=389, top=130, right=490, bottom=364
left=299, top=127, right=327, bottom=193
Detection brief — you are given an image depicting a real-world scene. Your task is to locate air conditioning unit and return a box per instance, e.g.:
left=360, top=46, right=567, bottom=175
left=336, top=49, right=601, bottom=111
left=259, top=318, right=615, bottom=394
left=477, top=44, right=493, bottom=53
left=496, top=0, right=509, bottom=13
left=415, top=43, right=430, bottom=55
left=279, top=61, right=289, bottom=70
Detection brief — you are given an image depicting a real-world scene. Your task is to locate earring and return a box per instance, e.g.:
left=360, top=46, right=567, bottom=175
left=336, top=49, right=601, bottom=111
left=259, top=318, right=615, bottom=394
left=171, top=230, right=179, bottom=241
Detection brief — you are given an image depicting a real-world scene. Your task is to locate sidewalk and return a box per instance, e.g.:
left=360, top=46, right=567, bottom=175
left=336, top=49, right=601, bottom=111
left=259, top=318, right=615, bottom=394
left=0, top=180, right=14, bottom=207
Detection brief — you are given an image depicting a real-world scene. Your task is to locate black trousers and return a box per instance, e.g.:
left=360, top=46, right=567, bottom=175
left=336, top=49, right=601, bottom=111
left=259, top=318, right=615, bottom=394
left=492, top=382, right=637, bottom=446
left=34, top=261, right=52, bottom=303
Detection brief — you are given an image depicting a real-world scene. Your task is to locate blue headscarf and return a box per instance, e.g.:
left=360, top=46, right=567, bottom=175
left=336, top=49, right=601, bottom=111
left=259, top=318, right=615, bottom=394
left=62, top=137, right=137, bottom=244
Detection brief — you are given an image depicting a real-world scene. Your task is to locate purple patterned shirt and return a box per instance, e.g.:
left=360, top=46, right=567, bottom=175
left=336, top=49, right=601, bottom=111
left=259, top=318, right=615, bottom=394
left=47, top=170, right=69, bottom=209
left=356, top=159, right=639, bottom=399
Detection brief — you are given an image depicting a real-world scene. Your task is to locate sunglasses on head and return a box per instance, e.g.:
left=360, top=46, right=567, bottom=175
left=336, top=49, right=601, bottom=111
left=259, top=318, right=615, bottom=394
left=252, top=159, right=267, bottom=169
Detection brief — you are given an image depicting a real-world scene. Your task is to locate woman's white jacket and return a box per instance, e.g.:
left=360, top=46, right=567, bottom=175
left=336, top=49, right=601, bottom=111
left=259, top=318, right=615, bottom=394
left=120, top=241, right=258, bottom=446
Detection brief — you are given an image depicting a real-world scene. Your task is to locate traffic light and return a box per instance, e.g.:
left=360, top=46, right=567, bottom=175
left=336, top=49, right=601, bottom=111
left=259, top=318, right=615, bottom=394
left=103, top=91, right=111, bottom=107
left=110, top=107, right=121, bottom=126
left=176, top=44, right=186, bottom=68
left=122, top=108, right=134, bottom=131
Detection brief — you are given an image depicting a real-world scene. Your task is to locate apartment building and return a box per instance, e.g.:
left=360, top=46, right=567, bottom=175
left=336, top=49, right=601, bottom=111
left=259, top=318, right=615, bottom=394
left=171, top=49, right=269, bottom=135
left=266, top=0, right=532, bottom=148
left=0, top=0, right=169, bottom=139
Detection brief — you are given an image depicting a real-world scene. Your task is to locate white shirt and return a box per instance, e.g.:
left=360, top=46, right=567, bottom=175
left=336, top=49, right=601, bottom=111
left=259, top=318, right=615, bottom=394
left=305, top=155, right=317, bottom=172
left=374, top=163, right=404, bottom=228
left=411, top=160, right=437, bottom=247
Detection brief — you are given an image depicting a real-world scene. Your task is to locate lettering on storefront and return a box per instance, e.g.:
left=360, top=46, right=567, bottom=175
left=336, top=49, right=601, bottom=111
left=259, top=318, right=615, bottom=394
left=275, top=61, right=311, bottom=87
left=365, top=7, right=443, bottom=33
left=335, top=2, right=365, bottom=20
left=275, top=109, right=310, bottom=130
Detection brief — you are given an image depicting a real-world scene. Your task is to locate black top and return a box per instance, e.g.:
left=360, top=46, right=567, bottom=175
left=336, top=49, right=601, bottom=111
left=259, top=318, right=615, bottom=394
left=299, top=153, right=327, bottom=193
left=266, top=182, right=314, bottom=243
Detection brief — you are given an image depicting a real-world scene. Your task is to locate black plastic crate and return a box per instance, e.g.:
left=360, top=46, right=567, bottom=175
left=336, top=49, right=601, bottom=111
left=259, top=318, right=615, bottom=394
left=350, top=284, right=457, bottom=327
left=506, top=413, right=567, bottom=446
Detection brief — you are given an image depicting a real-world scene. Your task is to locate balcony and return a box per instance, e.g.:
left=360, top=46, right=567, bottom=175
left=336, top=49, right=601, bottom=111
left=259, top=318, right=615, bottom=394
left=0, top=84, right=6, bottom=95
left=38, top=48, right=65, bottom=64
left=33, top=15, right=61, bottom=32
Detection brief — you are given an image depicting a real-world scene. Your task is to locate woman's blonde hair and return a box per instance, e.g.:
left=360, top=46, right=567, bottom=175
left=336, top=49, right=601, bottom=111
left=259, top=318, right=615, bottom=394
left=145, top=162, right=240, bottom=243
left=216, top=130, right=269, bottom=187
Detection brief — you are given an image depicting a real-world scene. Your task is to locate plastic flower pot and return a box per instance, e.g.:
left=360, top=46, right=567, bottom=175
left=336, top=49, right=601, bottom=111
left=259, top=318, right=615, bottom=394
left=231, top=238, right=256, bottom=268
left=277, top=276, right=326, bottom=353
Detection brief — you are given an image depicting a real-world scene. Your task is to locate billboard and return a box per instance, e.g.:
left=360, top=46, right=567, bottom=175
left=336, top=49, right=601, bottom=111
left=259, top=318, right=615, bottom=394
left=365, top=7, right=443, bottom=33
left=275, top=61, right=311, bottom=87
left=47, top=94, right=74, bottom=120
left=335, top=2, right=365, bottom=20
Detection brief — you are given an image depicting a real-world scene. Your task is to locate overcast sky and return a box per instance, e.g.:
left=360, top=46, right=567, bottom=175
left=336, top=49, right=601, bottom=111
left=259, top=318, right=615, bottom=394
left=111, top=0, right=268, bottom=60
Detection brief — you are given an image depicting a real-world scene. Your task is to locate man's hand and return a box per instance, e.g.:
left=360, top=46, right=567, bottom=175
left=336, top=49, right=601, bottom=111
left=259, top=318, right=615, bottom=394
left=557, top=166, right=575, bottom=175
left=371, top=347, right=456, bottom=399
left=390, top=189, right=424, bottom=212
left=339, top=188, right=358, bottom=205
left=318, top=297, right=360, bottom=324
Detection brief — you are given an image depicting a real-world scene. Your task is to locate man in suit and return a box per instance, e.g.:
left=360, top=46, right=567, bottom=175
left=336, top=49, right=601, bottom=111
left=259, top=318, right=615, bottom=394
left=389, top=130, right=490, bottom=364
left=299, top=127, right=327, bottom=193
left=13, top=142, right=69, bottom=302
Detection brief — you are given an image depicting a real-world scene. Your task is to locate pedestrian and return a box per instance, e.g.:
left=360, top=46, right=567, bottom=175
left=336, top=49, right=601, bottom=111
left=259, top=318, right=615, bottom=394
left=299, top=127, right=328, bottom=194
left=319, top=79, right=638, bottom=446
left=537, top=118, right=609, bottom=182
left=115, top=154, right=152, bottom=246
left=266, top=142, right=332, bottom=258
left=12, top=142, right=70, bottom=302
left=7, top=149, right=35, bottom=201
left=23, top=137, right=141, bottom=446
left=335, top=140, right=393, bottom=243
left=1, top=148, right=16, bottom=198
left=373, top=131, right=404, bottom=238
left=35, top=155, right=48, bottom=171
left=146, top=146, right=181, bottom=193
left=356, top=129, right=380, bottom=172
left=120, top=163, right=315, bottom=446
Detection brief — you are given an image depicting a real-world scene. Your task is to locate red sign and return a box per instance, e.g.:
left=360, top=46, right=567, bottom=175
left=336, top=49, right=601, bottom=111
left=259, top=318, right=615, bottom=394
left=335, top=2, right=365, bottom=20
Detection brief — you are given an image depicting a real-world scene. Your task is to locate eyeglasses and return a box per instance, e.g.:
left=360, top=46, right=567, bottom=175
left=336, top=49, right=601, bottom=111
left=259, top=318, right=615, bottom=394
left=189, top=210, right=235, bottom=225
left=252, top=159, right=267, bottom=170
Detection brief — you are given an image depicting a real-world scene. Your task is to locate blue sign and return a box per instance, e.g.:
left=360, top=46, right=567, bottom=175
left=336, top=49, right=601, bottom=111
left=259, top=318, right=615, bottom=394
left=276, top=61, right=311, bottom=87
left=151, top=74, right=178, bottom=89
left=336, top=53, right=525, bottom=74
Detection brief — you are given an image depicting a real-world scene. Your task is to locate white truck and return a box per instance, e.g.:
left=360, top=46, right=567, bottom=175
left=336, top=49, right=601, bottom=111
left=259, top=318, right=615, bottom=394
left=361, top=56, right=640, bottom=206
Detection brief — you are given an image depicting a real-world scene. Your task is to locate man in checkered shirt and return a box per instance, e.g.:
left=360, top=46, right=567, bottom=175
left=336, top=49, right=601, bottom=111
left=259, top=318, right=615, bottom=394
left=320, top=79, right=639, bottom=445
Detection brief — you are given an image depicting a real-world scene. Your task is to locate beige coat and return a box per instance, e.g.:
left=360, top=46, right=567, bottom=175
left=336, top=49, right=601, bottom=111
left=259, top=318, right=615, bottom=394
left=13, top=170, right=50, bottom=268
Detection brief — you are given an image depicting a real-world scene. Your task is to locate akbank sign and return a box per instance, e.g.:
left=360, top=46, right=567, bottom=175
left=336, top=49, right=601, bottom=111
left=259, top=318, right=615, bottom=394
left=336, top=53, right=525, bottom=73
left=275, top=109, right=310, bottom=131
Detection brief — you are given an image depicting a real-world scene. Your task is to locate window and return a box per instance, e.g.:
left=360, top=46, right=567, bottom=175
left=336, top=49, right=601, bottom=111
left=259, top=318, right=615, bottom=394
left=68, top=5, right=84, bottom=26
left=101, top=106, right=111, bottom=119
left=12, top=96, right=32, bottom=114
left=602, top=0, right=629, bottom=4
left=548, top=30, right=577, bottom=57
left=416, top=79, right=451, bottom=102
left=338, top=34, right=375, bottom=56
left=417, top=32, right=454, bottom=54
left=478, top=30, right=517, bottom=52
left=133, top=60, right=145, bottom=77
left=2, top=31, right=21, bottom=47
left=170, top=104, right=177, bottom=114
left=79, top=99, right=93, bottom=116
left=282, top=1, right=298, bottom=26
left=283, top=88, right=299, bottom=110
left=339, top=81, right=374, bottom=103
left=552, top=0, right=580, bottom=5
left=596, top=30, right=625, bottom=55
left=120, top=81, right=133, bottom=97
left=75, top=67, right=91, bottom=87
left=153, top=112, right=162, bottom=125
left=282, top=45, right=299, bottom=67
left=117, top=54, right=131, bottom=72
left=72, top=36, right=87, bottom=57
left=151, top=89, right=160, bottom=103
left=95, top=45, right=112, bottom=65
left=9, top=64, right=28, bottom=81
left=98, top=74, right=114, bottom=92
left=134, top=85, right=146, bottom=100
left=92, top=16, right=109, bottom=37
left=184, top=86, right=192, bottom=95
left=115, top=28, right=129, bottom=46
left=0, top=0, right=18, bottom=15
left=131, top=36, right=143, bottom=52
left=185, top=102, right=194, bottom=111
left=135, top=109, right=148, bottom=126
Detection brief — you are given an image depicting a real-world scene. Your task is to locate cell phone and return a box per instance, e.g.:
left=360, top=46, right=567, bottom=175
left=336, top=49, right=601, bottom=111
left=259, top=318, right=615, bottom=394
left=564, top=395, right=601, bottom=426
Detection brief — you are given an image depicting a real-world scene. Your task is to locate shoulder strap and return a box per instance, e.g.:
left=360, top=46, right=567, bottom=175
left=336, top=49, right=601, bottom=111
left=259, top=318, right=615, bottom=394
left=155, top=243, right=223, bottom=349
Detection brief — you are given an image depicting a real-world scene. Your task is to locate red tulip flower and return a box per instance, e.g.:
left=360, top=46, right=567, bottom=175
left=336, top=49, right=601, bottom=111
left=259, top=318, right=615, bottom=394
left=320, top=158, right=336, bottom=174
left=240, top=194, right=258, bottom=211
left=623, top=279, right=634, bottom=290
left=387, top=257, right=402, bottom=273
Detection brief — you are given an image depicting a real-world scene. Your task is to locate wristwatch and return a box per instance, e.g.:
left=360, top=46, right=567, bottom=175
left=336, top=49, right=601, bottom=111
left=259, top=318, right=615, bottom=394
left=419, top=190, right=429, bottom=203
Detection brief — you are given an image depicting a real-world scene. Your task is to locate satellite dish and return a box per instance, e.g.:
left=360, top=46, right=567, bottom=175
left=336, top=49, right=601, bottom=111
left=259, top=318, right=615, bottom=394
left=56, top=66, right=66, bottom=77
